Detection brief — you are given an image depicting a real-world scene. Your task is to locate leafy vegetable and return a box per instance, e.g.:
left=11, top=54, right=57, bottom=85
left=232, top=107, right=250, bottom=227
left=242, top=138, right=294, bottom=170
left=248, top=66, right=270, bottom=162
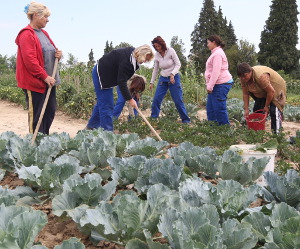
left=52, top=173, right=117, bottom=216
left=217, top=150, right=269, bottom=185
left=125, top=137, right=169, bottom=158
left=261, top=169, right=300, bottom=210
left=0, top=204, right=47, bottom=249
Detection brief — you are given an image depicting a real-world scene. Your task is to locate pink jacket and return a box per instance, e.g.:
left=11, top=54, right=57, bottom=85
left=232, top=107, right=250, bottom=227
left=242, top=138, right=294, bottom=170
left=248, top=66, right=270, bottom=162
left=205, top=46, right=232, bottom=91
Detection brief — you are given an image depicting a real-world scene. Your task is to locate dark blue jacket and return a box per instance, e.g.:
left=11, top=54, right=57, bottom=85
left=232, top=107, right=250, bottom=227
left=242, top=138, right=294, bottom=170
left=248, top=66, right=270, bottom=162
left=97, top=47, right=139, bottom=100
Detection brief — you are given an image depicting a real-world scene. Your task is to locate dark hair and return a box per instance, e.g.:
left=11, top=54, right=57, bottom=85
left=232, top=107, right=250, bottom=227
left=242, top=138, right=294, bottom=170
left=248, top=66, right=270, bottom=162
left=207, top=35, right=225, bottom=48
left=130, top=76, right=146, bottom=100
left=151, top=36, right=167, bottom=52
left=237, top=62, right=252, bottom=77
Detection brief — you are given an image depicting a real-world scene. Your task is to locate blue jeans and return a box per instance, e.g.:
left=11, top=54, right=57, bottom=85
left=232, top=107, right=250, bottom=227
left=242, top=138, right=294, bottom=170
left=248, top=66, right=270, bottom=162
left=113, top=86, right=138, bottom=119
left=206, top=81, right=233, bottom=125
left=87, top=65, right=114, bottom=131
left=151, top=74, right=190, bottom=123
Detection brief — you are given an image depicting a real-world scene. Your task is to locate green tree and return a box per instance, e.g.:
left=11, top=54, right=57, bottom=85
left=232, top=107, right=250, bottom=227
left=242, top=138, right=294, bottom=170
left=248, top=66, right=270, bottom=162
left=257, top=0, right=299, bottom=73
left=226, top=39, right=257, bottom=78
left=190, top=0, right=236, bottom=73
left=66, top=53, right=78, bottom=68
left=8, top=54, right=16, bottom=72
left=226, top=21, right=237, bottom=48
left=0, top=55, right=9, bottom=74
left=104, top=41, right=114, bottom=54
left=216, top=7, right=237, bottom=49
left=114, top=42, right=133, bottom=49
left=87, top=49, right=96, bottom=69
left=190, top=0, right=219, bottom=73
left=170, top=36, right=187, bottom=74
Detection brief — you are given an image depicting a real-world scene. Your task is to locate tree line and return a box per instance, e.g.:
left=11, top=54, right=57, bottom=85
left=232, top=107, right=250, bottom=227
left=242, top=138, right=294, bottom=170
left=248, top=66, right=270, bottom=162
left=0, top=0, right=299, bottom=79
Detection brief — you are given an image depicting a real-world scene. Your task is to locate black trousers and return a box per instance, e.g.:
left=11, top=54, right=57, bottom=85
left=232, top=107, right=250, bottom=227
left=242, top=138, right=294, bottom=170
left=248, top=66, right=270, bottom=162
left=250, top=94, right=283, bottom=133
left=23, top=86, right=56, bottom=135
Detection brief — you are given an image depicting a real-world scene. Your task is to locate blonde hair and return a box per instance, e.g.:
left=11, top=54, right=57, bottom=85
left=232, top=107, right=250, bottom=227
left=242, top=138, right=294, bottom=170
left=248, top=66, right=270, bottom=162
left=26, top=2, right=51, bottom=20
left=134, top=45, right=154, bottom=64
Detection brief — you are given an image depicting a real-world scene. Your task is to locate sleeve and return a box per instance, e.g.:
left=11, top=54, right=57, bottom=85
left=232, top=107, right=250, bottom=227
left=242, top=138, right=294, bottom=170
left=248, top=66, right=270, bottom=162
left=170, top=48, right=181, bottom=75
left=18, top=31, right=48, bottom=80
left=206, top=54, right=222, bottom=91
left=150, top=58, right=160, bottom=84
left=258, top=73, right=271, bottom=89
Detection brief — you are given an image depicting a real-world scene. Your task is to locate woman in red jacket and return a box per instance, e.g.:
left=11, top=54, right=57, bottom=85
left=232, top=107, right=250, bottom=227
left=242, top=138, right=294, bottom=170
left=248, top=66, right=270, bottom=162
left=15, top=2, right=62, bottom=135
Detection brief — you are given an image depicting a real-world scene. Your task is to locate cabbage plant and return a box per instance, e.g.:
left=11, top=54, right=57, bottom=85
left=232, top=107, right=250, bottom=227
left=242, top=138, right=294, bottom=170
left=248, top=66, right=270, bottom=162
left=52, top=173, right=118, bottom=217
left=125, top=137, right=169, bottom=158
left=0, top=204, right=47, bottom=248
left=68, top=184, right=179, bottom=245
left=217, top=150, right=269, bottom=185
left=261, top=169, right=300, bottom=210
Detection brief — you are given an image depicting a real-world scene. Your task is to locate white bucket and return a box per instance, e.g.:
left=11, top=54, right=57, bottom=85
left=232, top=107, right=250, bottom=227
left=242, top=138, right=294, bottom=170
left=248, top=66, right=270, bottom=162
left=229, top=144, right=277, bottom=186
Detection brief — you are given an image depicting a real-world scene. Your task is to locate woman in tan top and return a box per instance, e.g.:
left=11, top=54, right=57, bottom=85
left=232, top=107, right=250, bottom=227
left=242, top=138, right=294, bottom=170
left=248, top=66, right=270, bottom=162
left=237, top=62, right=286, bottom=133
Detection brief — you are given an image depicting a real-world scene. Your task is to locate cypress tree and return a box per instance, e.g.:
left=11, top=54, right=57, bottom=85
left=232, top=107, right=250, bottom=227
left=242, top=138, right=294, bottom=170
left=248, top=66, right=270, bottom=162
left=258, top=0, right=299, bottom=73
left=87, top=49, right=95, bottom=68
left=170, top=36, right=187, bottom=74
left=190, top=0, right=237, bottom=73
left=190, top=0, right=219, bottom=73
left=104, top=41, right=114, bottom=54
left=226, top=21, right=237, bottom=48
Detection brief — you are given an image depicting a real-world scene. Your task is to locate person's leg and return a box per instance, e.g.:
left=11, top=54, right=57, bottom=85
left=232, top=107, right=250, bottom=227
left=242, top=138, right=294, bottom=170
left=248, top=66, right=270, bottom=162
left=208, top=84, right=232, bottom=125
left=206, top=92, right=216, bottom=122
left=27, top=90, right=46, bottom=134
left=169, top=74, right=190, bottom=123
left=150, top=76, right=169, bottom=118
left=269, top=103, right=283, bottom=133
left=252, top=96, right=266, bottom=112
left=43, top=86, right=56, bottom=135
left=133, top=98, right=138, bottom=116
left=112, top=86, right=126, bottom=120
left=87, top=66, right=101, bottom=129
left=98, top=88, right=114, bottom=131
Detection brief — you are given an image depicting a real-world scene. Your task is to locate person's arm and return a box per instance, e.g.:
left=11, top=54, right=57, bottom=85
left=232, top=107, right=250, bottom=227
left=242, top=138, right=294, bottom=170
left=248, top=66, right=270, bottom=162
left=55, top=49, right=62, bottom=60
left=206, top=54, right=222, bottom=92
left=170, top=48, right=181, bottom=84
left=128, top=98, right=138, bottom=110
left=18, top=31, right=49, bottom=81
left=242, top=85, right=250, bottom=117
left=150, top=59, right=159, bottom=90
left=259, top=73, right=275, bottom=113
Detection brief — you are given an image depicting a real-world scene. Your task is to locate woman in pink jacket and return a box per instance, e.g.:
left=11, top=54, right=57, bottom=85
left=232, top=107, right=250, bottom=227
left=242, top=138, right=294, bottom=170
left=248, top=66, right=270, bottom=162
left=15, top=2, right=62, bottom=135
left=205, top=35, right=233, bottom=125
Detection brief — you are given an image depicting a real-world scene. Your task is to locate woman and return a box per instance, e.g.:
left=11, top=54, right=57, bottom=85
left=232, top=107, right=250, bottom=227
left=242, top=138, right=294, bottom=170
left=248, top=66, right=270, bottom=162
left=205, top=35, right=234, bottom=125
left=237, top=62, right=286, bottom=133
left=16, top=2, right=62, bottom=135
left=113, top=74, right=146, bottom=120
left=149, top=36, right=190, bottom=123
left=86, top=45, right=153, bottom=131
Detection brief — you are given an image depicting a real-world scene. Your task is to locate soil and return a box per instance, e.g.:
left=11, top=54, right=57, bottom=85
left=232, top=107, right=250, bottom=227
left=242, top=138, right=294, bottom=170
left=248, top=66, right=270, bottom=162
left=1, top=100, right=299, bottom=137
left=0, top=99, right=299, bottom=248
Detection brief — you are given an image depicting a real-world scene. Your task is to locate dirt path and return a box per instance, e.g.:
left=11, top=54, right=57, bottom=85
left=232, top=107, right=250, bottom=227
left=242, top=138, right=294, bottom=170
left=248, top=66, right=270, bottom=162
left=0, top=100, right=87, bottom=137
left=0, top=100, right=299, bottom=138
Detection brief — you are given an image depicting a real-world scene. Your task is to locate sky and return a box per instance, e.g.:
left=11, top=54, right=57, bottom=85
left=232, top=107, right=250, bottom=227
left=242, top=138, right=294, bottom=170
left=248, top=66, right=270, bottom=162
left=1, top=0, right=300, bottom=64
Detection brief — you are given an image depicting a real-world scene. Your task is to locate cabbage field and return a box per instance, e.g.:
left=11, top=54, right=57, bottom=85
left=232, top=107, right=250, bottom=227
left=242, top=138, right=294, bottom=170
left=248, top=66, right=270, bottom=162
left=0, top=128, right=299, bottom=249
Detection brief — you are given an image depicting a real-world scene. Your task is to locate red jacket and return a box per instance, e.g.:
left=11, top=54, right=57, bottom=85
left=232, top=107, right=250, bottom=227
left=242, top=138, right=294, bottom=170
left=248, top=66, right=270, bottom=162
left=15, top=25, right=57, bottom=93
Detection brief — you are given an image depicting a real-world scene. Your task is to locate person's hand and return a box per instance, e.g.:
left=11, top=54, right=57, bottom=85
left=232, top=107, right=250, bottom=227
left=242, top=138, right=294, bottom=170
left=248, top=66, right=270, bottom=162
left=44, top=76, right=56, bottom=87
left=207, top=89, right=212, bottom=94
left=244, top=109, right=249, bottom=118
left=128, top=98, right=138, bottom=110
left=55, top=49, right=62, bottom=60
left=263, top=106, right=269, bottom=114
left=170, top=74, right=175, bottom=84
left=149, top=83, right=153, bottom=90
